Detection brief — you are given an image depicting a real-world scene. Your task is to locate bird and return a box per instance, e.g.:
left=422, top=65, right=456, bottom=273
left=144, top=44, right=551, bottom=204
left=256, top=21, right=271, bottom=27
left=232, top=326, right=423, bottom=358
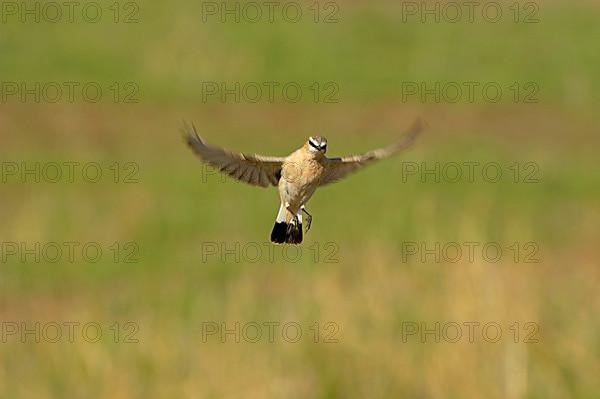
left=183, top=119, right=424, bottom=244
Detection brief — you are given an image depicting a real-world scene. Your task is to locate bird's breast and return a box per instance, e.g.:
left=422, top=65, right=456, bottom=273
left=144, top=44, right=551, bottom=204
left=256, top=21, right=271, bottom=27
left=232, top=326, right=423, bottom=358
left=279, top=157, right=326, bottom=205
left=281, top=157, right=325, bottom=185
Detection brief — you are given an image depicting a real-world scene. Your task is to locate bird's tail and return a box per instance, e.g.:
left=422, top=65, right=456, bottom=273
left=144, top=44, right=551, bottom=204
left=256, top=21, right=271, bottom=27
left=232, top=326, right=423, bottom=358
left=270, top=204, right=302, bottom=244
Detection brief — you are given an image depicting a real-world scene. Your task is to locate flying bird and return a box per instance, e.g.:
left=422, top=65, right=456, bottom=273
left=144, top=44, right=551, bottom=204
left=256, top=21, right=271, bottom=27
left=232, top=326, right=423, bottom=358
left=184, top=119, right=424, bottom=244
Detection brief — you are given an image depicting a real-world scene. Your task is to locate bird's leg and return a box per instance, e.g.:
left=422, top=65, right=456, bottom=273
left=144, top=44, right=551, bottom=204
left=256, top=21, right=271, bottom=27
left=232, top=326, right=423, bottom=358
left=285, top=203, right=300, bottom=225
left=301, top=206, right=313, bottom=232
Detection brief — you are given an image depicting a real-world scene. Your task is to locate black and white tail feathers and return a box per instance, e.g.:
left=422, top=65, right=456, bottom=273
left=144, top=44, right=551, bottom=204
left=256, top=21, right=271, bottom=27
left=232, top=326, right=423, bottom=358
left=270, top=205, right=302, bottom=244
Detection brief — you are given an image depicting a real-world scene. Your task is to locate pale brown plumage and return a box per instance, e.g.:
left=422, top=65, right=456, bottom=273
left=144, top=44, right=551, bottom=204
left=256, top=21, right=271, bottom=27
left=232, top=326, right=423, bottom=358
left=319, top=118, right=424, bottom=186
left=183, top=119, right=424, bottom=243
left=184, top=119, right=424, bottom=188
left=184, top=121, right=284, bottom=187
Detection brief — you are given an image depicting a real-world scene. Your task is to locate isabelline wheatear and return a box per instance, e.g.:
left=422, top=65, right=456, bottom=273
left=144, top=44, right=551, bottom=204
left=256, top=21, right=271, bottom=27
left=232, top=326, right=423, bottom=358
left=184, top=119, right=424, bottom=244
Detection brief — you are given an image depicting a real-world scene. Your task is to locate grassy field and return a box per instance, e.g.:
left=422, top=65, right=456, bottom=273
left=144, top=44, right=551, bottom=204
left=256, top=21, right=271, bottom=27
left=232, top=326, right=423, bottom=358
left=1, top=1, right=599, bottom=398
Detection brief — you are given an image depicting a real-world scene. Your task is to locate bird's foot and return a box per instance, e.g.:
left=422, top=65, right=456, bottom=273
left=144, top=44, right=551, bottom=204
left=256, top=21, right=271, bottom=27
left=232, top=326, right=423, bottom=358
left=302, top=207, right=313, bottom=232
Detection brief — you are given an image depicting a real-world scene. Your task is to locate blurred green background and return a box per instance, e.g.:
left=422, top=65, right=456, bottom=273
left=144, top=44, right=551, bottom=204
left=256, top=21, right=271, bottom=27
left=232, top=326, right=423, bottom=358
left=1, top=0, right=599, bottom=398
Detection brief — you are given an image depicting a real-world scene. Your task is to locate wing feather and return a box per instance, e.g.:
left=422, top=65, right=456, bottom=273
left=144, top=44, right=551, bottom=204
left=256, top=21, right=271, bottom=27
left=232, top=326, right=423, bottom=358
left=319, top=119, right=425, bottom=187
left=183, top=122, right=285, bottom=188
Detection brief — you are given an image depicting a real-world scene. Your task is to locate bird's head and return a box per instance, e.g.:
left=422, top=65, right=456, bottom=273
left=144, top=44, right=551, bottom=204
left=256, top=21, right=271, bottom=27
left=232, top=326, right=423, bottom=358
left=307, top=136, right=328, bottom=155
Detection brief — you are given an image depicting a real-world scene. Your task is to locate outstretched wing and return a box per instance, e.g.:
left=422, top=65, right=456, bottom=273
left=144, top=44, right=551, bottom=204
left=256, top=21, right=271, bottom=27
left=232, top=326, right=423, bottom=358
left=319, top=118, right=425, bottom=187
left=183, top=122, right=285, bottom=188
